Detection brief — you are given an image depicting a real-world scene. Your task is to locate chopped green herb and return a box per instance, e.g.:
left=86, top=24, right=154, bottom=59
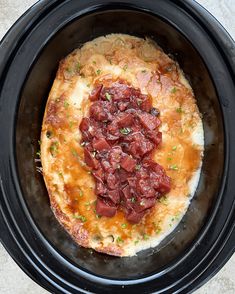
left=64, top=101, right=69, bottom=109
left=134, top=240, right=139, bottom=245
left=170, top=164, right=179, bottom=171
left=79, top=190, right=83, bottom=197
left=131, top=197, right=136, bottom=203
left=76, top=62, right=81, bottom=71
left=121, top=223, right=127, bottom=229
left=85, top=201, right=90, bottom=206
left=92, top=60, right=96, bottom=65
left=176, top=107, right=183, bottom=113
left=137, top=99, right=142, bottom=106
left=167, top=157, right=172, bottom=161
left=141, top=70, right=147, bottom=73
left=174, top=213, right=181, bottom=220
left=123, top=64, right=128, bottom=71
left=159, top=196, right=168, bottom=205
left=116, top=236, right=124, bottom=243
left=36, top=150, right=41, bottom=157
left=87, top=84, right=90, bottom=88
left=93, top=207, right=101, bottom=218
left=108, top=59, right=112, bottom=65
left=96, top=69, right=101, bottom=75
left=172, top=146, right=177, bottom=151
left=38, top=140, right=41, bottom=145
left=105, top=92, right=112, bottom=101
left=50, top=141, right=59, bottom=157
left=58, top=171, right=63, bottom=177
left=120, top=127, right=131, bottom=135
left=71, top=149, right=79, bottom=157
left=135, top=164, right=141, bottom=170
left=143, top=234, right=149, bottom=240
left=66, top=67, right=72, bottom=73
left=73, top=214, right=87, bottom=222
left=155, top=228, right=161, bottom=234
left=171, top=87, right=177, bottom=94
left=69, top=121, right=74, bottom=129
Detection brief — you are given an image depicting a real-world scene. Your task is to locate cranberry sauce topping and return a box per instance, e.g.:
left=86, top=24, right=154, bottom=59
left=79, top=81, right=171, bottom=223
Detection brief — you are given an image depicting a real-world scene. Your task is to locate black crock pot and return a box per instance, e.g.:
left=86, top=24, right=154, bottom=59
left=0, top=0, right=234, bottom=293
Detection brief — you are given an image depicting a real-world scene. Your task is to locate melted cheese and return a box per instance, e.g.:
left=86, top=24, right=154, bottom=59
left=41, top=34, right=204, bottom=256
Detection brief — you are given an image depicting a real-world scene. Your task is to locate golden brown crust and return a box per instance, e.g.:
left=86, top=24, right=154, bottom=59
left=41, top=34, right=204, bottom=257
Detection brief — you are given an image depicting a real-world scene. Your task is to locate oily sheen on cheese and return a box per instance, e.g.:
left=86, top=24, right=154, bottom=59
left=41, top=34, right=204, bottom=257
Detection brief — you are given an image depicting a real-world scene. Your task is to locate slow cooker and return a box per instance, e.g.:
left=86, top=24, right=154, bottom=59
left=0, top=0, right=234, bottom=293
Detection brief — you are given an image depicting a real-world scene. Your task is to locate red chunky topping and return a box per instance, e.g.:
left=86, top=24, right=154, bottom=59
left=79, top=81, right=171, bottom=223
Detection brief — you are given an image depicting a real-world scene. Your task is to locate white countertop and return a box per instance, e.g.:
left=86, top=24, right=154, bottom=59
left=0, top=0, right=234, bottom=293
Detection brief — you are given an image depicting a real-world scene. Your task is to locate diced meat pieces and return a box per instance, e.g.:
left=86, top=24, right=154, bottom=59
left=135, top=197, right=156, bottom=212
left=136, top=178, right=155, bottom=197
left=106, top=173, right=118, bottom=189
left=79, top=117, right=90, bottom=132
left=117, top=113, right=134, bottom=128
left=101, top=159, right=111, bottom=172
left=107, top=189, right=120, bottom=204
left=84, top=148, right=99, bottom=169
left=108, top=146, right=122, bottom=169
left=90, top=101, right=108, bottom=121
left=92, top=167, right=104, bottom=181
left=93, top=138, right=110, bottom=151
left=120, top=155, right=136, bottom=172
left=127, top=133, right=154, bottom=158
left=118, top=168, right=131, bottom=183
left=126, top=210, right=145, bottom=224
left=79, top=80, right=171, bottom=223
left=96, top=198, right=117, bottom=217
left=137, top=112, right=161, bottom=130
left=118, top=101, right=129, bottom=111
left=124, top=132, right=153, bottom=158
left=89, top=84, right=103, bottom=101
left=139, top=95, right=152, bottom=112
left=95, top=181, right=106, bottom=195
left=158, top=174, right=171, bottom=194
left=107, top=121, right=120, bottom=139
left=147, top=131, right=162, bottom=145
left=122, top=185, right=131, bottom=200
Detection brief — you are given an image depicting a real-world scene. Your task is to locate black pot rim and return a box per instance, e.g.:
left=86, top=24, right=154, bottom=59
left=0, top=1, right=235, bottom=293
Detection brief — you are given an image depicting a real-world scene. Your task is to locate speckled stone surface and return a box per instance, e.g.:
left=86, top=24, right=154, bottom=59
left=0, top=0, right=234, bottom=293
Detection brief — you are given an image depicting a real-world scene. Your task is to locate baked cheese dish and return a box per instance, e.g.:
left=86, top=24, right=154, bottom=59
left=40, top=34, right=204, bottom=257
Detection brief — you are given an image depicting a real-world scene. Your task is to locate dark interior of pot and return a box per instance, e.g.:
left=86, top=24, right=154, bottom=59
left=15, top=10, right=224, bottom=279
